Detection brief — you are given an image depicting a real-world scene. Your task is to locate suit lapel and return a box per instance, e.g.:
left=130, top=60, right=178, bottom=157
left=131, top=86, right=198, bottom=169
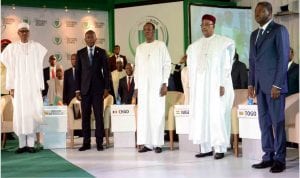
left=256, top=21, right=275, bottom=49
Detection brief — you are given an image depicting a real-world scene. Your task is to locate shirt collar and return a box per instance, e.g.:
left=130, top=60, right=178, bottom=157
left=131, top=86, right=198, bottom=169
left=87, top=45, right=95, bottom=51
left=260, top=19, right=272, bottom=31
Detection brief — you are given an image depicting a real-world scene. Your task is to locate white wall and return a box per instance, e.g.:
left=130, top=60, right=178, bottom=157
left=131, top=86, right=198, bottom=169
left=234, top=0, right=299, bottom=63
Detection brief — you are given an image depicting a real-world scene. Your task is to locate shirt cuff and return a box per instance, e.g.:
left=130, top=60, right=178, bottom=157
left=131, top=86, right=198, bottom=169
left=272, top=85, right=281, bottom=89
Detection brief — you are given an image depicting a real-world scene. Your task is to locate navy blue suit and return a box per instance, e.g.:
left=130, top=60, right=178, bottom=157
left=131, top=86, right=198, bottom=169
left=75, top=46, right=109, bottom=145
left=118, top=76, right=135, bottom=104
left=249, top=21, right=289, bottom=164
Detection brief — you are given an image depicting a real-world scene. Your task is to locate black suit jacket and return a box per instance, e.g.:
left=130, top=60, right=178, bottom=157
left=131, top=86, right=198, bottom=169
left=118, top=76, right=135, bottom=104
left=287, top=62, right=299, bottom=96
left=42, top=67, right=50, bottom=96
left=63, top=68, right=77, bottom=105
left=109, top=54, right=127, bottom=72
left=231, top=60, right=248, bottom=89
left=75, top=46, right=109, bottom=95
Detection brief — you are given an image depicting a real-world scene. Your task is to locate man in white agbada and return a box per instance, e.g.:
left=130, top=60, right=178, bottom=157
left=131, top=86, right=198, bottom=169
left=1, top=22, right=47, bottom=153
left=111, top=57, right=126, bottom=101
left=187, top=14, right=235, bottom=159
left=134, top=22, right=171, bottom=153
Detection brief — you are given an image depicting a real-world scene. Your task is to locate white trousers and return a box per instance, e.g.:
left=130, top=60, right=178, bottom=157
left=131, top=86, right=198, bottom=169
left=18, top=134, right=35, bottom=148
left=200, top=142, right=227, bottom=153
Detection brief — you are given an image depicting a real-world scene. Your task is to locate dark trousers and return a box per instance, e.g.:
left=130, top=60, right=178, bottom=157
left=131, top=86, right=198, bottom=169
left=81, top=93, right=104, bottom=145
left=257, top=89, right=286, bottom=164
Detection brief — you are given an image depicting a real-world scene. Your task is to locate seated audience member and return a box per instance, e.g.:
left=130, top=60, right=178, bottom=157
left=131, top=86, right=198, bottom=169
left=47, top=65, right=64, bottom=105
left=287, top=47, right=299, bottom=96
left=231, top=52, right=248, bottom=89
left=118, top=63, right=135, bottom=104
left=111, top=58, right=126, bottom=101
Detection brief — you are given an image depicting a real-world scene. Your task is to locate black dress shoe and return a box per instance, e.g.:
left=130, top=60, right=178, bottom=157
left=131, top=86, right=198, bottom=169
left=138, top=146, right=152, bottom=153
left=252, top=160, right=273, bottom=169
left=27, top=147, right=37, bottom=153
left=195, top=151, right=213, bottom=158
left=270, top=161, right=286, bottom=173
left=214, top=153, right=224, bottom=159
left=154, top=147, right=162, bottom=153
left=78, top=144, right=91, bottom=151
left=15, top=147, right=28, bottom=154
left=97, top=145, right=104, bottom=151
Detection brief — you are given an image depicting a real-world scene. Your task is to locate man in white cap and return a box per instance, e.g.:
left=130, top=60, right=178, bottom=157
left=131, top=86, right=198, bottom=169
left=111, top=57, right=126, bottom=101
left=1, top=22, right=47, bottom=153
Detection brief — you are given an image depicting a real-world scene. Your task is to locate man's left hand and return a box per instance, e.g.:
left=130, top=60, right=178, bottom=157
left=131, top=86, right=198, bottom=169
left=160, top=83, right=167, bottom=97
left=220, top=86, right=225, bottom=96
left=103, top=89, right=109, bottom=99
left=271, top=86, right=280, bottom=99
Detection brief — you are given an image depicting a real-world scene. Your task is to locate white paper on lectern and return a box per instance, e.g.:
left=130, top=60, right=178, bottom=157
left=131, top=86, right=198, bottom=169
left=111, top=105, right=136, bottom=132
left=174, top=105, right=190, bottom=134
left=238, top=105, right=261, bottom=139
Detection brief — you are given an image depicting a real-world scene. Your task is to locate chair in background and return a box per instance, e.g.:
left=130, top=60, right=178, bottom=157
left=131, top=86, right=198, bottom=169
left=231, top=89, right=248, bottom=157
left=165, top=91, right=184, bottom=150
left=1, top=95, right=13, bottom=148
left=285, top=93, right=299, bottom=145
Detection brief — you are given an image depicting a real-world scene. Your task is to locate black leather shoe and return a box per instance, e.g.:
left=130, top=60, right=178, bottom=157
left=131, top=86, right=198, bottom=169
left=154, top=147, right=162, bottom=153
left=97, top=145, right=104, bottom=151
left=270, top=161, right=286, bottom=173
left=195, top=151, right=213, bottom=158
left=78, top=144, right=91, bottom=151
left=27, top=147, right=37, bottom=153
left=214, top=153, right=224, bottom=159
left=15, top=147, right=28, bottom=154
left=138, top=146, right=152, bottom=153
left=252, top=160, right=273, bottom=169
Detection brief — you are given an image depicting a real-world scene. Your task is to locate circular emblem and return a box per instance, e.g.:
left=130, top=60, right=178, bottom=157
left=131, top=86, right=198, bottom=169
left=22, top=17, right=31, bottom=25
left=52, top=37, right=62, bottom=45
left=128, top=16, right=169, bottom=56
left=52, top=19, right=62, bottom=28
left=82, top=21, right=92, bottom=29
left=54, top=53, right=62, bottom=62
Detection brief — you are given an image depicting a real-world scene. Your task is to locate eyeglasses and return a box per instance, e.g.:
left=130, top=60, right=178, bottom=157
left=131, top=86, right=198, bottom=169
left=200, top=24, right=214, bottom=27
left=18, top=30, right=29, bottom=33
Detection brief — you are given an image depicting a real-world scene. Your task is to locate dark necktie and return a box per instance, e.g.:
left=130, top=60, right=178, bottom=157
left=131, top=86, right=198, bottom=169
left=89, top=48, right=93, bottom=65
left=255, top=28, right=264, bottom=45
left=72, top=68, right=75, bottom=80
left=127, top=76, right=131, bottom=91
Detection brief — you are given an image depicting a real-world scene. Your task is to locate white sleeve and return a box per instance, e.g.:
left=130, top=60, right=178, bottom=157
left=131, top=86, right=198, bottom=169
left=134, top=47, right=139, bottom=90
left=220, top=42, right=235, bottom=87
left=161, top=43, right=172, bottom=85
left=37, top=43, right=48, bottom=90
left=1, top=45, right=15, bottom=90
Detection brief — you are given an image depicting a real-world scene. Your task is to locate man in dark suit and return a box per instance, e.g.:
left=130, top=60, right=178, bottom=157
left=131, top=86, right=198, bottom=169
left=63, top=54, right=77, bottom=105
left=42, top=55, right=57, bottom=97
left=118, top=63, right=135, bottom=104
left=109, top=45, right=127, bottom=72
left=75, top=30, right=109, bottom=151
left=231, top=52, right=248, bottom=89
left=287, top=47, right=299, bottom=96
left=249, top=2, right=289, bottom=173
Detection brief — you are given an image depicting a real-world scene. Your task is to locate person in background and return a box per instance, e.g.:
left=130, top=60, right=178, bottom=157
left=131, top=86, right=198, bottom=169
left=249, top=2, right=289, bottom=173
left=47, top=64, right=64, bottom=105
left=134, top=22, right=171, bottom=153
left=118, top=63, right=135, bottom=104
left=109, top=45, right=128, bottom=72
left=111, top=57, right=126, bottom=102
left=1, top=22, right=47, bottom=154
left=63, top=54, right=77, bottom=105
left=287, top=47, right=299, bottom=96
left=187, top=14, right=235, bottom=160
left=231, top=51, right=248, bottom=89
left=43, top=55, right=57, bottom=97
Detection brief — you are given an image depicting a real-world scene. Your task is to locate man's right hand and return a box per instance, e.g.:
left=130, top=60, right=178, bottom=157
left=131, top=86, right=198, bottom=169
left=248, top=86, right=255, bottom=98
left=133, top=89, right=138, bottom=99
left=76, top=91, right=82, bottom=101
